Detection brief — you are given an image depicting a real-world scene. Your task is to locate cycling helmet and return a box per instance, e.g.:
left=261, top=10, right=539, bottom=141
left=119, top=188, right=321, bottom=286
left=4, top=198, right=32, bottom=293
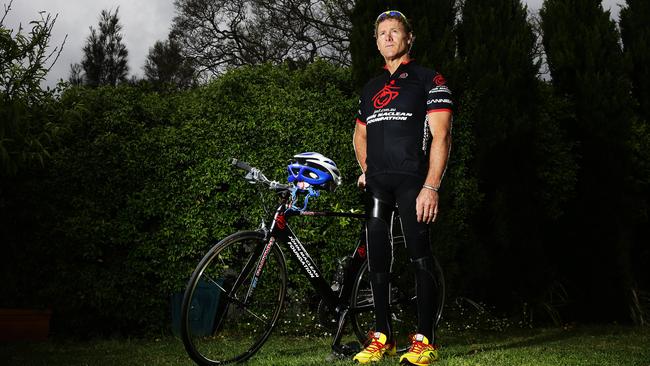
left=287, top=152, right=342, bottom=191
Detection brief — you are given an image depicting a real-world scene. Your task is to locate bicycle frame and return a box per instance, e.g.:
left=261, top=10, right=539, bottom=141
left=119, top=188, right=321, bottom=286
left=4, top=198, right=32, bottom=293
left=248, top=191, right=368, bottom=354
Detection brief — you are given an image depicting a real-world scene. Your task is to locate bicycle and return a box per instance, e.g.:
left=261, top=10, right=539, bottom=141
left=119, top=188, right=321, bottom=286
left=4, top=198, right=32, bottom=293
left=180, top=157, right=445, bottom=365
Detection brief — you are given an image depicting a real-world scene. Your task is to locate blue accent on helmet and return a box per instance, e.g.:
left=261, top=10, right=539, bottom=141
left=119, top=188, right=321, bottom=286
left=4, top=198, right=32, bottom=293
left=287, top=152, right=342, bottom=192
left=287, top=163, right=333, bottom=186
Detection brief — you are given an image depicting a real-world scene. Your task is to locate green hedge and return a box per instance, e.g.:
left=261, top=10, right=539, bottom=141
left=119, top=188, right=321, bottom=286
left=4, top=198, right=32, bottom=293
left=3, top=61, right=362, bottom=334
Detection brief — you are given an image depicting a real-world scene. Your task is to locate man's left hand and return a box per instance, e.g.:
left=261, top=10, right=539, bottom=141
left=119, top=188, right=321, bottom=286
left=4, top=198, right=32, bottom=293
left=416, top=188, right=439, bottom=223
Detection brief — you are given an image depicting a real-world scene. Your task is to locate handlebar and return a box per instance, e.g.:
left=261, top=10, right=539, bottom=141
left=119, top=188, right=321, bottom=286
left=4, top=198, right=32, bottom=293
left=231, top=158, right=291, bottom=191
left=231, top=158, right=253, bottom=172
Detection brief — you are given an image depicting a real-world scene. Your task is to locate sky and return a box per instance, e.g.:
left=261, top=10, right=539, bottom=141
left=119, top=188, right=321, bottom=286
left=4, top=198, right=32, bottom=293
left=4, top=0, right=624, bottom=88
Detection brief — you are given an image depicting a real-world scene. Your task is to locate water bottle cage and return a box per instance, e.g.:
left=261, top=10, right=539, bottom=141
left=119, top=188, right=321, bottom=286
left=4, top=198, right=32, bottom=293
left=288, top=186, right=320, bottom=212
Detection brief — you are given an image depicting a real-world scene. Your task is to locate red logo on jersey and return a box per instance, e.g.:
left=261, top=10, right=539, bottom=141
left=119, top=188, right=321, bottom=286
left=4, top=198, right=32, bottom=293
left=433, top=73, right=446, bottom=86
left=372, top=80, right=400, bottom=109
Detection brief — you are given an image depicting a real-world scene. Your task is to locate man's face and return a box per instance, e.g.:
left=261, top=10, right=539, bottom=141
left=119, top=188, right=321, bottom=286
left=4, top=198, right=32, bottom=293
left=376, top=18, right=411, bottom=60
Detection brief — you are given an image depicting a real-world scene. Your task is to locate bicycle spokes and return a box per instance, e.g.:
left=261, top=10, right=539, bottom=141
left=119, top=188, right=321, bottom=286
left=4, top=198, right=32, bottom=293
left=181, top=233, right=287, bottom=365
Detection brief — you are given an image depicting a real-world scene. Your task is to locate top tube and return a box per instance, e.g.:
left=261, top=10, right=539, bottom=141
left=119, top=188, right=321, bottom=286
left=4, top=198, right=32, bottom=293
left=296, top=210, right=366, bottom=219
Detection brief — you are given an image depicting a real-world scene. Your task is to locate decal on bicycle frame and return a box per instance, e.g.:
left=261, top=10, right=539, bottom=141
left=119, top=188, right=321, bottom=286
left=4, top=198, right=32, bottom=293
left=249, top=237, right=275, bottom=294
left=287, top=236, right=319, bottom=278
left=357, top=243, right=367, bottom=258
left=275, top=213, right=286, bottom=229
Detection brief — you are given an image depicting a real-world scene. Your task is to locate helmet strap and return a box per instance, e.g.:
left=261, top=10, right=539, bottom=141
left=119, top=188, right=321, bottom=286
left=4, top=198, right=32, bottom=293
left=288, top=186, right=320, bottom=212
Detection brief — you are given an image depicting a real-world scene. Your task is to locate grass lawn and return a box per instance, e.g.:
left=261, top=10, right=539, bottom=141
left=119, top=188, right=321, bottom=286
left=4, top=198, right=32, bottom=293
left=1, top=325, right=649, bottom=365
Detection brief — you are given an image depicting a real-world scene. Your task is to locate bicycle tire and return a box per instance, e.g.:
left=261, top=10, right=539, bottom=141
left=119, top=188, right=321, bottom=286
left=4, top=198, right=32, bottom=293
left=349, top=257, right=445, bottom=352
left=181, top=231, right=287, bottom=365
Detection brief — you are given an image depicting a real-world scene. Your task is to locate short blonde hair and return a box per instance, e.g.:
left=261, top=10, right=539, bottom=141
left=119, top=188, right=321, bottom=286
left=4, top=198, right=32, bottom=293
left=374, top=10, right=413, bottom=37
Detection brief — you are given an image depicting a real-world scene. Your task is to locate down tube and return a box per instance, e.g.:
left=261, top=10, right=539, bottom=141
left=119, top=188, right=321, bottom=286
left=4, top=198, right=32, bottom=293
left=283, top=225, right=338, bottom=306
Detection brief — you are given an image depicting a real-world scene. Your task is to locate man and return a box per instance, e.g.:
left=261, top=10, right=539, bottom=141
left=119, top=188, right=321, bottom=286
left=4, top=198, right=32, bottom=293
left=352, top=10, right=453, bottom=365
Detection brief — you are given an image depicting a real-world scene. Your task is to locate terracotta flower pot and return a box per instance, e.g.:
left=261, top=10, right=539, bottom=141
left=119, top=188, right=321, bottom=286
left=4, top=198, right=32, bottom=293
left=0, top=308, right=52, bottom=341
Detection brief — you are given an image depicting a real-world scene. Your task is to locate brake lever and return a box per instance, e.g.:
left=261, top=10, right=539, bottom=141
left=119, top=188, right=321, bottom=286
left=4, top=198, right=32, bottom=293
left=244, top=168, right=264, bottom=183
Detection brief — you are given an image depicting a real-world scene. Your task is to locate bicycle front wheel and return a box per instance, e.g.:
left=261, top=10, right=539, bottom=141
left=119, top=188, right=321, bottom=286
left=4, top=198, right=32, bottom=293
left=181, top=231, right=287, bottom=365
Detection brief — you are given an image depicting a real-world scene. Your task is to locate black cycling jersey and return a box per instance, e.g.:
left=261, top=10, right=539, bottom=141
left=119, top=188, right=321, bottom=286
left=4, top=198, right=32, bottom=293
left=356, top=61, right=453, bottom=179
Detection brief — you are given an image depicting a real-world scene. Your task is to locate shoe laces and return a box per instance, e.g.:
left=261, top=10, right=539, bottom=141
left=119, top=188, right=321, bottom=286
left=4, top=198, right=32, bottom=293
left=363, top=332, right=389, bottom=353
left=408, top=335, right=436, bottom=354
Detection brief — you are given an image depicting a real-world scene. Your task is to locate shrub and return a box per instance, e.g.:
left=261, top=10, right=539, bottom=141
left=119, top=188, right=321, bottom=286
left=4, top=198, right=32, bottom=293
left=4, top=61, right=362, bottom=335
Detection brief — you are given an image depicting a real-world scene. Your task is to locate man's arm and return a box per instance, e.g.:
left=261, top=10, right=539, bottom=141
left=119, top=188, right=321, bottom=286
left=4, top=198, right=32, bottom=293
left=424, top=110, right=452, bottom=190
left=416, top=110, right=452, bottom=223
left=353, top=122, right=368, bottom=187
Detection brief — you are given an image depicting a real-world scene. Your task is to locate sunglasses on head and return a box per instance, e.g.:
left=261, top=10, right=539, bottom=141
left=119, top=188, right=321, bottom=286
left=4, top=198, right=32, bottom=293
left=375, top=10, right=408, bottom=23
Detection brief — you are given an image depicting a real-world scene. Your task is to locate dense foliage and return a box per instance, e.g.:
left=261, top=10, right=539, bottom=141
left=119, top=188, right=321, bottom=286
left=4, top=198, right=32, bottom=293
left=143, top=37, right=196, bottom=89
left=620, top=0, right=650, bottom=124
left=541, top=0, right=642, bottom=322
left=620, top=1, right=650, bottom=323
left=456, top=0, right=578, bottom=323
left=1, top=61, right=362, bottom=334
left=0, top=5, right=66, bottom=175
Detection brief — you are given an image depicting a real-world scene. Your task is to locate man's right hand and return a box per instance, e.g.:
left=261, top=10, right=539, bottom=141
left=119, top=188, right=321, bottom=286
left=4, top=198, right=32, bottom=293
left=357, top=173, right=366, bottom=189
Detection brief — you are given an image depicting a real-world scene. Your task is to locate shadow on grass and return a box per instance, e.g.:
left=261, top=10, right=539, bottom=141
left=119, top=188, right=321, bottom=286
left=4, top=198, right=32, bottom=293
left=444, top=326, right=601, bottom=358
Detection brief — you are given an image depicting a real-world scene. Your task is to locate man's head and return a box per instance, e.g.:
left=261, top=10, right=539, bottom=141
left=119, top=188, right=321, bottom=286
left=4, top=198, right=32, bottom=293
left=374, top=10, right=412, bottom=37
left=374, top=10, right=414, bottom=59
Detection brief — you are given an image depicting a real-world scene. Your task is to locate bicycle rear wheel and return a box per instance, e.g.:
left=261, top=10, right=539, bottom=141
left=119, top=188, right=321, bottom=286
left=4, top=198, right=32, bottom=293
left=349, top=256, right=445, bottom=352
left=181, top=231, right=287, bottom=365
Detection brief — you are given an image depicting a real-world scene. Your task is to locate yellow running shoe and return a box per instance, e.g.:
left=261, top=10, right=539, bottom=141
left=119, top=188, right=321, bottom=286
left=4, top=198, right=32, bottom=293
left=352, top=331, right=396, bottom=363
left=399, top=334, right=439, bottom=365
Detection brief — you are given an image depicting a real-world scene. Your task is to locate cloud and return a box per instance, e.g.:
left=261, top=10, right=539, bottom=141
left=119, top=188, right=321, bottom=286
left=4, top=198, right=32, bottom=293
left=5, top=0, right=174, bottom=87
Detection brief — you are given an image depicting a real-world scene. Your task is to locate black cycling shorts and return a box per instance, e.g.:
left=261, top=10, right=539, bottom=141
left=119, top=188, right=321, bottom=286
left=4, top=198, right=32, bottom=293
left=365, top=173, right=432, bottom=273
